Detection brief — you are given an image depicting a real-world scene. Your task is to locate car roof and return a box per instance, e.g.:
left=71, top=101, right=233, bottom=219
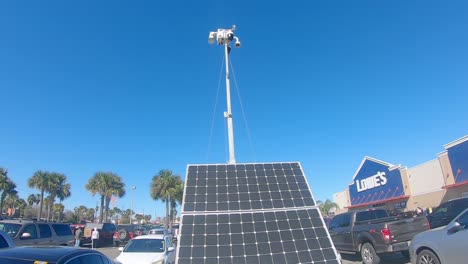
left=0, top=246, right=100, bottom=263
left=0, top=219, right=35, bottom=224
left=448, top=196, right=468, bottom=202
left=133, top=234, right=165, bottom=240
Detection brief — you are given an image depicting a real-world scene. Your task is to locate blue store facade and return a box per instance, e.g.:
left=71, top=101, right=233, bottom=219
left=333, top=135, right=468, bottom=213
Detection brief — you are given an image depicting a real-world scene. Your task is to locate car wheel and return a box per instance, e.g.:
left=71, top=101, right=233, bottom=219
left=417, top=249, right=440, bottom=264
left=361, top=242, right=380, bottom=264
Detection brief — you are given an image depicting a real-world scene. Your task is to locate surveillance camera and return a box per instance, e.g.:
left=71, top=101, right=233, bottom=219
left=234, top=36, right=241, bottom=48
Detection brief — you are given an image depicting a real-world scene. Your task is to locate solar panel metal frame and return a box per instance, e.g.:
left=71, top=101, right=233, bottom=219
left=176, top=162, right=341, bottom=264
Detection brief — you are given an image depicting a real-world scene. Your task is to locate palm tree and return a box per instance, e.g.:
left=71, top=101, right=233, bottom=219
left=28, top=171, right=50, bottom=220
left=53, top=203, right=64, bottom=221
left=49, top=173, right=71, bottom=222
left=168, top=177, right=183, bottom=231
left=74, top=205, right=88, bottom=222
left=14, top=198, right=27, bottom=218
left=150, top=169, right=180, bottom=229
left=113, top=207, right=122, bottom=224
left=104, top=175, right=125, bottom=222
left=86, top=172, right=123, bottom=223
left=0, top=169, right=17, bottom=216
left=56, top=184, right=70, bottom=222
left=4, top=192, right=18, bottom=216
left=317, top=199, right=339, bottom=216
left=45, top=172, right=65, bottom=221
left=27, top=194, right=39, bottom=207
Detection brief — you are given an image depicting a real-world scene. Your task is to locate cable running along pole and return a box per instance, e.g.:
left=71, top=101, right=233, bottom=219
left=208, top=25, right=241, bottom=164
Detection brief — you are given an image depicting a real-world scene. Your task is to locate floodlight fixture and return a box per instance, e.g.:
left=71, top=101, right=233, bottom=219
left=208, top=32, right=216, bottom=44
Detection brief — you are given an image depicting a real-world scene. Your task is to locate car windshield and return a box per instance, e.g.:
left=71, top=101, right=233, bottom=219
left=124, top=238, right=165, bottom=253
left=149, top=229, right=164, bottom=235
left=0, top=223, right=21, bottom=237
left=118, top=225, right=136, bottom=232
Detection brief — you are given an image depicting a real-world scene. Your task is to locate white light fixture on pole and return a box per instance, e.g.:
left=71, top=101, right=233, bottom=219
left=130, top=186, right=136, bottom=224
left=208, top=25, right=241, bottom=164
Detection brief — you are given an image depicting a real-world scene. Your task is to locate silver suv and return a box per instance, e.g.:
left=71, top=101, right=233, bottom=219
left=0, top=220, right=73, bottom=246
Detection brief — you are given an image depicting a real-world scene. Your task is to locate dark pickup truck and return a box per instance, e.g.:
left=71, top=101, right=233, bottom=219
left=328, top=208, right=430, bottom=264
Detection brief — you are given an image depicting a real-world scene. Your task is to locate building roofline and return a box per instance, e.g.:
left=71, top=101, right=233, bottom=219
left=444, top=135, right=468, bottom=149
left=351, top=156, right=396, bottom=180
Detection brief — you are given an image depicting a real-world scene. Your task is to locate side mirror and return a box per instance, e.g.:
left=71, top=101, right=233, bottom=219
left=447, top=221, right=462, bottom=234
left=20, top=232, right=32, bottom=239
left=167, top=246, right=175, bottom=252
left=118, top=247, right=124, bottom=251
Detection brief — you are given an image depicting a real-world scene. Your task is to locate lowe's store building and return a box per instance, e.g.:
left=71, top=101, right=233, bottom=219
left=333, top=135, right=468, bottom=213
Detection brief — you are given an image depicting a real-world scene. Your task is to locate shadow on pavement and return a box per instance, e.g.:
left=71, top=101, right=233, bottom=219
left=341, top=252, right=410, bottom=264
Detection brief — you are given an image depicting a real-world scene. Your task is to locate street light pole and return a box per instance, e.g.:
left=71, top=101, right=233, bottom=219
left=208, top=25, right=241, bottom=164
left=130, top=186, right=136, bottom=224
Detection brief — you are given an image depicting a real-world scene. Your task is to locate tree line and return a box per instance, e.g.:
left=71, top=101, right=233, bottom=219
left=0, top=167, right=183, bottom=229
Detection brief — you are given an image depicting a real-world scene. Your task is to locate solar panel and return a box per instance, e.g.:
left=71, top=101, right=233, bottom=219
left=183, top=163, right=315, bottom=212
left=176, top=162, right=341, bottom=264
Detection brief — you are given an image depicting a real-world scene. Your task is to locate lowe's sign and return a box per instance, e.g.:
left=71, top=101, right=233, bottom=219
left=356, top=171, right=387, bottom=192
left=349, top=157, right=404, bottom=206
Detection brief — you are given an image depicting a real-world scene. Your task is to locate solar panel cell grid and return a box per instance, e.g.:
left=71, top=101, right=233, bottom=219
left=183, top=163, right=315, bottom=213
left=177, top=209, right=340, bottom=264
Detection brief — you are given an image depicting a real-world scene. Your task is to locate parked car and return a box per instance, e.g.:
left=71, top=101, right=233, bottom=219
left=427, top=196, right=468, bottom=229
left=0, top=220, right=74, bottom=246
left=323, top=216, right=333, bottom=228
left=328, top=208, right=430, bottom=264
left=113, top=224, right=143, bottom=246
left=115, top=234, right=175, bottom=264
left=81, top=222, right=116, bottom=248
left=0, top=246, right=121, bottom=264
left=0, top=230, right=15, bottom=248
left=148, top=228, right=170, bottom=236
left=410, top=207, right=468, bottom=264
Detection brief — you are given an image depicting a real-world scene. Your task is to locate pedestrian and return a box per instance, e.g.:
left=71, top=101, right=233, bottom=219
left=74, top=227, right=83, bottom=247
left=91, top=227, right=99, bottom=249
left=416, top=207, right=423, bottom=216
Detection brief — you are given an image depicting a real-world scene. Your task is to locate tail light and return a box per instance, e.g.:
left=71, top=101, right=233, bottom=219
left=113, top=232, right=118, bottom=239
left=129, top=232, right=134, bottom=239
left=381, top=228, right=391, bottom=241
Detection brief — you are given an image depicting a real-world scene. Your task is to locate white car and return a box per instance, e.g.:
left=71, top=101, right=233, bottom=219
left=0, top=230, right=15, bottom=248
left=410, top=207, right=468, bottom=264
left=115, top=234, right=175, bottom=264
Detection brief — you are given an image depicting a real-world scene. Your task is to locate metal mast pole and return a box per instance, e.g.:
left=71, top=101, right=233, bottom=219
left=224, top=44, right=236, bottom=164
left=208, top=25, right=241, bottom=164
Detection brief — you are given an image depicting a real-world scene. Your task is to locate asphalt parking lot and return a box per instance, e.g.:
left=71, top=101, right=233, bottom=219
left=96, top=246, right=410, bottom=264
left=340, top=252, right=410, bottom=264
left=97, top=246, right=120, bottom=260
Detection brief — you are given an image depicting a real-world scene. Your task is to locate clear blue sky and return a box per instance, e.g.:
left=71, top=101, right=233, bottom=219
left=1, top=1, right=467, bottom=220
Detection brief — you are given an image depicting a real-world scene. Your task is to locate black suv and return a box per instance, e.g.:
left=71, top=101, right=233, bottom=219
left=113, top=224, right=143, bottom=246
left=428, top=196, right=468, bottom=229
